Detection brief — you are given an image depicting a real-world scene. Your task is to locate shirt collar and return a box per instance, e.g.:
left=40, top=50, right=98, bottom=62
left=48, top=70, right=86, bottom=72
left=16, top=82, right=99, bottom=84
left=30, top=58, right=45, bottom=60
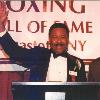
left=50, top=50, right=68, bottom=58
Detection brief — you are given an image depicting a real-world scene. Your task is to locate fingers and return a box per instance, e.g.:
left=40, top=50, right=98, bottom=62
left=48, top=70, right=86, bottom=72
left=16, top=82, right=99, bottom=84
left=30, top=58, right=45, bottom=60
left=0, top=11, right=8, bottom=22
left=1, top=14, right=8, bottom=25
left=0, top=0, right=6, bottom=11
left=0, top=0, right=6, bottom=10
left=0, top=0, right=8, bottom=26
left=6, top=10, right=9, bottom=16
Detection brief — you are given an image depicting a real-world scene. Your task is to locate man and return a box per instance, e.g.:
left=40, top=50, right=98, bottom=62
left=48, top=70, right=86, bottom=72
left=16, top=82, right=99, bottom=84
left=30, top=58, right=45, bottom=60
left=88, top=57, right=100, bottom=82
left=0, top=1, right=86, bottom=82
left=88, top=57, right=100, bottom=100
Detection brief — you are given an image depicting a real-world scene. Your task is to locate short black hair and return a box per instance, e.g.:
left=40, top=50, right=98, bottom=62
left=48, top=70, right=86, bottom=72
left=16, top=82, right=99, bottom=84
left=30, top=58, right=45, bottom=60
left=49, top=23, right=69, bottom=37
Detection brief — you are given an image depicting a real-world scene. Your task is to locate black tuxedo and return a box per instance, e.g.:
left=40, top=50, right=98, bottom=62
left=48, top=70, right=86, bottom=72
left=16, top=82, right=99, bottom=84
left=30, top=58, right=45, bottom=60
left=0, top=32, right=87, bottom=82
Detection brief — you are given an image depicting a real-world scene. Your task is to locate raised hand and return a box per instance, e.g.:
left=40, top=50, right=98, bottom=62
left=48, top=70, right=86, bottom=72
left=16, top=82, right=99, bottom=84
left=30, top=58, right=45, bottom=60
left=0, top=0, right=8, bottom=32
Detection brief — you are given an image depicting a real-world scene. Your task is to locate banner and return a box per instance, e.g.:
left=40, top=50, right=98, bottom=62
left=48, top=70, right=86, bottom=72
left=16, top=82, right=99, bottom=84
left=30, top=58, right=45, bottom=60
left=0, top=0, right=100, bottom=71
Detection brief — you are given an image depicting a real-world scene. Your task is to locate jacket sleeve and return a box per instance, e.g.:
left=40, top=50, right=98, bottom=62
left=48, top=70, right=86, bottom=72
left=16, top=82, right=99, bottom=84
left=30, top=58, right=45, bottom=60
left=0, top=32, right=37, bottom=67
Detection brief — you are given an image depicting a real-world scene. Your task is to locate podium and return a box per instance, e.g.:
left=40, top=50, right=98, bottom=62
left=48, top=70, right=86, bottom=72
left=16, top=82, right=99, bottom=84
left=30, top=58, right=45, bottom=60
left=12, top=82, right=100, bottom=100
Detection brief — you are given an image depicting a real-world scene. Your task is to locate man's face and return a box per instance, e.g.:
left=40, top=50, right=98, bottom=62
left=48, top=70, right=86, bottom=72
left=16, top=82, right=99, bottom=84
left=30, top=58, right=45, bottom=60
left=49, top=28, right=69, bottom=54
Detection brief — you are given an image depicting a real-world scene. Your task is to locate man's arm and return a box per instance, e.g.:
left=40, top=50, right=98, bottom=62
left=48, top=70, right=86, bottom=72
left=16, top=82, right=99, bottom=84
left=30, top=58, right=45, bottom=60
left=0, top=1, right=30, bottom=56
left=0, top=1, right=36, bottom=67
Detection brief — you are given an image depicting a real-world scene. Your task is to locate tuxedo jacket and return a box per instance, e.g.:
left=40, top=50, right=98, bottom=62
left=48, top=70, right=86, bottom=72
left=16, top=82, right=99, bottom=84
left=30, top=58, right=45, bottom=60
left=0, top=32, right=87, bottom=82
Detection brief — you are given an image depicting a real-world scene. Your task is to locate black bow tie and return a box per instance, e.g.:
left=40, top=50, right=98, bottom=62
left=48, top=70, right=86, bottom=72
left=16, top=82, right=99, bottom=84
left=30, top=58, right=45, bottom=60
left=52, top=51, right=67, bottom=58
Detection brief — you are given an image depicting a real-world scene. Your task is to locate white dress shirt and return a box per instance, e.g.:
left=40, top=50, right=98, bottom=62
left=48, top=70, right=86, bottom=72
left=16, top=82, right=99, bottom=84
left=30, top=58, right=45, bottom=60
left=46, top=53, right=67, bottom=100
left=46, top=53, right=67, bottom=82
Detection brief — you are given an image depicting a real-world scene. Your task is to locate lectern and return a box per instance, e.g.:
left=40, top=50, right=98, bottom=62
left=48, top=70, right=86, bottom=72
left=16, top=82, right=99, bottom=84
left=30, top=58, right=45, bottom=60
left=12, top=82, right=100, bottom=100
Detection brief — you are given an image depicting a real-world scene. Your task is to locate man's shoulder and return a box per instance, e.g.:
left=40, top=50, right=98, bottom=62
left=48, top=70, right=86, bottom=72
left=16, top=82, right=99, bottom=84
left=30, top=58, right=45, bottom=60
left=93, top=57, right=100, bottom=63
left=67, top=53, right=84, bottom=70
left=90, top=57, right=100, bottom=67
left=67, top=53, right=82, bottom=62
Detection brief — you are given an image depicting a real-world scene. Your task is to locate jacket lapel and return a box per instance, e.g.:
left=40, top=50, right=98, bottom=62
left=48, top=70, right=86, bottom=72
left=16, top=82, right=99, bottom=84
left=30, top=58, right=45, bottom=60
left=67, top=53, right=77, bottom=82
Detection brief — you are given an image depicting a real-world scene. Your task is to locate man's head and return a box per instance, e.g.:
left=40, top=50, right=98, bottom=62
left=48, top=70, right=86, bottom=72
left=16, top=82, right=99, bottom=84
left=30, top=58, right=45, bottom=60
left=49, top=23, right=69, bottom=54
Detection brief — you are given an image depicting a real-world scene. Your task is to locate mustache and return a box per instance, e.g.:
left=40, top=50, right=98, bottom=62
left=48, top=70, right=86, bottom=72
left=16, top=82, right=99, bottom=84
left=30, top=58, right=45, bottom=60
left=50, top=43, right=65, bottom=46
